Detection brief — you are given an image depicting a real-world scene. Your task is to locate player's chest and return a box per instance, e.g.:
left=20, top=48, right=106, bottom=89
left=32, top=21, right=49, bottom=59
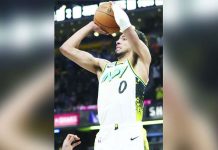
left=101, top=64, right=129, bottom=83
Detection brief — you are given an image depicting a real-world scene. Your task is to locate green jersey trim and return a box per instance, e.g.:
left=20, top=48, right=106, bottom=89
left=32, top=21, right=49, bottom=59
left=127, top=59, right=148, bottom=86
left=102, top=63, right=108, bottom=73
left=99, top=63, right=108, bottom=81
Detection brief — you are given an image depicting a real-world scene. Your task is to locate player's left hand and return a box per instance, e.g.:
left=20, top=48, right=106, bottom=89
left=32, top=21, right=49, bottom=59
left=62, top=134, right=81, bottom=150
left=110, top=2, right=132, bottom=32
left=89, top=21, right=108, bottom=35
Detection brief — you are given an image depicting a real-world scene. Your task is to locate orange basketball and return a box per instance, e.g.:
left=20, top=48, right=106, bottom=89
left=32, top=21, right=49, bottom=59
left=94, top=2, right=120, bottom=34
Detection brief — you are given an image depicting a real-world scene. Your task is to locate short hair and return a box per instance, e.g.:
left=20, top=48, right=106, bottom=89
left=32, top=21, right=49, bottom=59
left=135, top=30, right=148, bottom=46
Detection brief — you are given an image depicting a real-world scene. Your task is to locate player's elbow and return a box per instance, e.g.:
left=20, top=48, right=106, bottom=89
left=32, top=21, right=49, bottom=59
left=59, top=44, right=69, bottom=55
left=59, top=46, right=64, bottom=53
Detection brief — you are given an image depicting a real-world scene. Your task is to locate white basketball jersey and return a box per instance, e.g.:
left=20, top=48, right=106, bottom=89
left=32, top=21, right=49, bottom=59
left=97, top=60, right=147, bottom=125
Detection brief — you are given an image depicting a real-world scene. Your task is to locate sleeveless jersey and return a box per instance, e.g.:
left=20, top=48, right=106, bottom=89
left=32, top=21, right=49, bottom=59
left=97, top=60, right=147, bottom=125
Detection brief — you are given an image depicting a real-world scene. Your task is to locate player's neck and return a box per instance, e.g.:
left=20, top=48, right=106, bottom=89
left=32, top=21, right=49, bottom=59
left=117, top=51, right=132, bottom=63
left=117, top=55, right=129, bottom=63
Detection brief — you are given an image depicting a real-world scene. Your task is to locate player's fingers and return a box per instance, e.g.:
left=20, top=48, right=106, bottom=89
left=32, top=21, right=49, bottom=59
left=67, top=134, right=77, bottom=142
left=74, top=135, right=80, bottom=141
left=66, top=134, right=73, bottom=140
left=72, top=141, right=81, bottom=148
left=100, top=28, right=109, bottom=35
left=66, top=134, right=75, bottom=139
left=98, top=30, right=107, bottom=35
left=96, top=27, right=106, bottom=33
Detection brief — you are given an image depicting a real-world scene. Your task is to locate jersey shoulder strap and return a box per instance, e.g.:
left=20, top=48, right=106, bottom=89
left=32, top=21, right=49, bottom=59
left=105, top=61, right=117, bottom=69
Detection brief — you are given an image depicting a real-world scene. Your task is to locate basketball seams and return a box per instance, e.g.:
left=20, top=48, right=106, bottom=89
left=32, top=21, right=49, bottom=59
left=94, top=2, right=119, bottom=33
left=94, top=11, right=119, bottom=28
left=96, top=10, right=114, bottom=18
left=94, top=18, right=119, bottom=29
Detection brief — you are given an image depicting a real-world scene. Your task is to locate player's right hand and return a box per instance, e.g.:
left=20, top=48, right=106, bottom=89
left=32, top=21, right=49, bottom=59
left=89, top=21, right=108, bottom=35
left=110, top=2, right=131, bottom=33
left=62, top=134, right=81, bottom=150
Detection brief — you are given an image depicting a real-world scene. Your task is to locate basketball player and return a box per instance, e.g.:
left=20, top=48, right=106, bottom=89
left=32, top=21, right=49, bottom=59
left=60, top=3, right=151, bottom=150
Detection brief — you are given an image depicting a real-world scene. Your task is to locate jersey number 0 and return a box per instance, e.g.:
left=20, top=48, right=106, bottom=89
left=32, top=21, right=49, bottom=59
left=118, top=80, right=127, bottom=94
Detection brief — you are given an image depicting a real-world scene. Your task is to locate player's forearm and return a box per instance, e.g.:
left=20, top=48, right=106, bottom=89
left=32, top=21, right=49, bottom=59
left=123, top=26, right=141, bottom=50
left=61, top=22, right=94, bottom=49
left=124, top=26, right=151, bottom=63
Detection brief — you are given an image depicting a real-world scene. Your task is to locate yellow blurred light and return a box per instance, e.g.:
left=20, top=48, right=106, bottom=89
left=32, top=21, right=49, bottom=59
left=112, top=33, right=117, bottom=37
left=94, top=32, right=99, bottom=37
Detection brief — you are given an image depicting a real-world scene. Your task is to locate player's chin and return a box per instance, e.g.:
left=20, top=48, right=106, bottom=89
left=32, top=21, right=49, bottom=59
left=115, top=50, right=120, bottom=55
left=115, top=49, right=122, bottom=54
left=115, top=51, right=123, bottom=57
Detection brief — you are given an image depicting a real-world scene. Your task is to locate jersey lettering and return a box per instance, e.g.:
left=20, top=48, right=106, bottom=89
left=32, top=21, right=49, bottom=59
left=101, top=66, right=128, bottom=83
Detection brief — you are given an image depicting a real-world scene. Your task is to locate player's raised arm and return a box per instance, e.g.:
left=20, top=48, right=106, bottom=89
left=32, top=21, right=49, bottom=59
left=111, top=3, right=151, bottom=64
left=123, top=27, right=151, bottom=64
left=59, top=21, right=109, bottom=75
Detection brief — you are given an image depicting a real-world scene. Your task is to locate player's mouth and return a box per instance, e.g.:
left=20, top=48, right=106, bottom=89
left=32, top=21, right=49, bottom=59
left=116, top=46, right=121, bottom=50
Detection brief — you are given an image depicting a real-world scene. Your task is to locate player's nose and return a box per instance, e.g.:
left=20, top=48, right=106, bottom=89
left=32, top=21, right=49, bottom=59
left=116, top=40, right=120, bottom=45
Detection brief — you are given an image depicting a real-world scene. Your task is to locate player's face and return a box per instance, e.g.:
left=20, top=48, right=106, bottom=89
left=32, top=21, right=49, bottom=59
left=115, top=34, right=131, bottom=55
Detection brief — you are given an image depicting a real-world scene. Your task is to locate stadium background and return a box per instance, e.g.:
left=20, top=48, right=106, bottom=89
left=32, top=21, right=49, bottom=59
left=54, top=0, right=163, bottom=150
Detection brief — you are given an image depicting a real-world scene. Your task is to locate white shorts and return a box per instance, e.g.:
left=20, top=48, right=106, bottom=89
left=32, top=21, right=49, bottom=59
left=94, top=123, right=149, bottom=150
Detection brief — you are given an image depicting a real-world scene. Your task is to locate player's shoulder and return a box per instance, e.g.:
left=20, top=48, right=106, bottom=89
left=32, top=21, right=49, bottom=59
left=96, top=58, right=111, bottom=70
left=97, top=58, right=110, bottom=65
